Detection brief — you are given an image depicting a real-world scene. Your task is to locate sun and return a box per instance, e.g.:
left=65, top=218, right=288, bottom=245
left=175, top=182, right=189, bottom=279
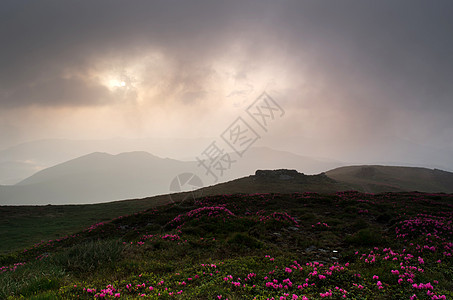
left=108, top=79, right=127, bottom=88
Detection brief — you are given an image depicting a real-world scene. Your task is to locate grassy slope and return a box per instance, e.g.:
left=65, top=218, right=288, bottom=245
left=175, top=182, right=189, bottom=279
left=200, top=172, right=352, bottom=195
left=0, top=172, right=348, bottom=254
left=326, top=165, right=453, bottom=193
left=3, top=165, right=453, bottom=254
left=1, top=191, right=452, bottom=299
left=0, top=193, right=192, bottom=254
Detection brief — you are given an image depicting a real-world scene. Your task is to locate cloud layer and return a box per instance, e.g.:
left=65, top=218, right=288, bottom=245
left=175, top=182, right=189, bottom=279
left=1, top=0, right=452, bottom=167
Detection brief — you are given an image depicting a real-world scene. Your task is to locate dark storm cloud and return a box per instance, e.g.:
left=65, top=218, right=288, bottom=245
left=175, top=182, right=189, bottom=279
left=314, top=1, right=453, bottom=111
left=0, top=0, right=244, bottom=107
left=1, top=0, right=453, bottom=113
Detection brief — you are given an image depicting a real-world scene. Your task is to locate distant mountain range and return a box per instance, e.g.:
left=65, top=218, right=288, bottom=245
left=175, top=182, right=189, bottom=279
left=1, top=147, right=452, bottom=205
left=0, top=138, right=341, bottom=185
left=0, top=152, right=195, bottom=205
left=0, top=138, right=213, bottom=185
left=2, top=136, right=453, bottom=186
left=0, top=148, right=343, bottom=205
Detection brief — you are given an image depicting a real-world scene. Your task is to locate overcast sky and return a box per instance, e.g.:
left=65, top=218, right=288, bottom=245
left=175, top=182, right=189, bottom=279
left=1, top=0, right=453, bottom=168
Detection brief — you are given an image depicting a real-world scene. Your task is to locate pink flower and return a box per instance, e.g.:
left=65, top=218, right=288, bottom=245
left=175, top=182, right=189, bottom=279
left=377, top=281, right=383, bottom=289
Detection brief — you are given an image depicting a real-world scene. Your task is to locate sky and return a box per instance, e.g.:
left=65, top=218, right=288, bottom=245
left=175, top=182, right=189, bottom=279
left=1, top=0, right=453, bottom=169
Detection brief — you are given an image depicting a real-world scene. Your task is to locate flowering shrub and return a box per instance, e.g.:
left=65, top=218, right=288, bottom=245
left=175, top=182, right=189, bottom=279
left=166, top=206, right=235, bottom=229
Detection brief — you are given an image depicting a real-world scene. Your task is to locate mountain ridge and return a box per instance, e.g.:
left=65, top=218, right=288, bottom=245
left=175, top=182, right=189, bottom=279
left=1, top=150, right=452, bottom=205
left=326, top=165, right=453, bottom=193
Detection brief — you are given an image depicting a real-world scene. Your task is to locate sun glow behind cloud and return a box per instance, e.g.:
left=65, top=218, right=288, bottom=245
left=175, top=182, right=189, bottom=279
left=79, top=45, right=298, bottom=135
left=13, top=46, right=292, bottom=144
left=108, top=79, right=126, bottom=88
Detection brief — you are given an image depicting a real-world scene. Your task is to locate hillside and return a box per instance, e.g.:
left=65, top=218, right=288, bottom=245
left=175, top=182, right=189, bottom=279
left=326, top=165, right=453, bottom=193
left=201, top=169, right=351, bottom=195
left=1, top=191, right=452, bottom=299
left=0, top=169, right=347, bottom=254
left=199, top=166, right=453, bottom=195
left=0, top=193, right=182, bottom=254
left=2, top=166, right=453, bottom=253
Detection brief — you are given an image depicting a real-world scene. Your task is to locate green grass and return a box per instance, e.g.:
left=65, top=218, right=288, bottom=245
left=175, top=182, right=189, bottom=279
left=0, top=260, right=65, bottom=299
left=0, top=194, right=174, bottom=253
left=51, top=239, right=124, bottom=275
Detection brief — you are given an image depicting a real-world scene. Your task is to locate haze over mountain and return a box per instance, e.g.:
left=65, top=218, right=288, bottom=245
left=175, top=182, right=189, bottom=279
left=1, top=146, right=452, bottom=205
left=0, top=138, right=212, bottom=185
left=0, top=147, right=343, bottom=205
left=0, top=138, right=341, bottom=185
left=0, top=152, right=194, bottom=205
left=2, top=136, right=452, bottom=186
